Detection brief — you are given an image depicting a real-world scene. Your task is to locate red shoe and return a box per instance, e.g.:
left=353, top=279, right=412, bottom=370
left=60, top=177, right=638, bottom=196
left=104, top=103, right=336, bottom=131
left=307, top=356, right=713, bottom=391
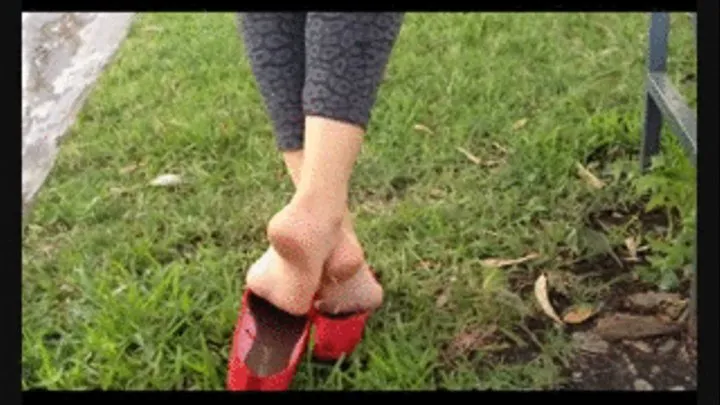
left=311, top=269, right=379, bottom=362
left=226, top=289, right=311, bottom=391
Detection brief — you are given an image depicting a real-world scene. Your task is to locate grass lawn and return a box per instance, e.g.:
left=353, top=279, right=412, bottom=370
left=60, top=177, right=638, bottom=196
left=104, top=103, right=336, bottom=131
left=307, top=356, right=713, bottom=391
left=22, top=13, right=697, bottom=390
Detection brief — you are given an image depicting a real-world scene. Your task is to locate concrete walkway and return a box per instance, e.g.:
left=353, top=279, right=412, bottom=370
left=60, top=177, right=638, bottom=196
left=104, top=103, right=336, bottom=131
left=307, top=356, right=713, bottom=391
left=22, top=12, right=135, bottom=215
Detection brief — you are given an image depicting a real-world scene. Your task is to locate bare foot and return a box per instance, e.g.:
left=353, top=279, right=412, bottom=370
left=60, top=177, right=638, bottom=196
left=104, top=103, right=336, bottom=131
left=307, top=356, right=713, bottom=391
left=247, top=212, right=383, bottom=316
left=246, top=199, right=343, bottom=315
left=317, top=220, right=383, bottom=315
left=316, top=264, right=383, bottom=315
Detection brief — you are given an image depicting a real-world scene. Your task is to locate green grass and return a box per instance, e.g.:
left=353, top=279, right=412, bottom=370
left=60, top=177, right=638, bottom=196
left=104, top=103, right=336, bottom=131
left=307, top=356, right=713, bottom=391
left=22, top=12, right=697, bottom=390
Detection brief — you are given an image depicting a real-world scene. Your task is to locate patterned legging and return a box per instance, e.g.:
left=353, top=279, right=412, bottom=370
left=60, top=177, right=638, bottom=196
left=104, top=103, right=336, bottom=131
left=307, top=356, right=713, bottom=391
left=239, top=13, right=404, bottom=150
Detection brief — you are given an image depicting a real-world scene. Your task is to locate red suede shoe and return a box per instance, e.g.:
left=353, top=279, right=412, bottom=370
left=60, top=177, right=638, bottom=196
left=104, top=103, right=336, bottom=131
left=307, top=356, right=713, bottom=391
left=311, top=269, right=379, bottom=362
left=226, top=289, right=311, bottom=391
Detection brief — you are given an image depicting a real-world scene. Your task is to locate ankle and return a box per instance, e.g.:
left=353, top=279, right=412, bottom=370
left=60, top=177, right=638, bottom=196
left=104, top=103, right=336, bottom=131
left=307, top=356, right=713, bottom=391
left=289, top=192, right=346, bottom=226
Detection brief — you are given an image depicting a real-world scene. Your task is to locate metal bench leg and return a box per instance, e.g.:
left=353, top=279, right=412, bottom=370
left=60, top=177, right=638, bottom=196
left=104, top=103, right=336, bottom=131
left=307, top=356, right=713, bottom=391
left=641, top=13, right=669, bottom=172
left=641, top=95, right=663, bottom=171
left=689, top=12, right=697, bottom=339
left=642, top=13, right=698, bottom=336
left=689, top=234, right=697, bottom=337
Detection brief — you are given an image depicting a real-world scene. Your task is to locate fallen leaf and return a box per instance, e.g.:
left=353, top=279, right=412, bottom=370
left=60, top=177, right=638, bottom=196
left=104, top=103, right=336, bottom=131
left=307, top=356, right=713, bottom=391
left=481, top=343, right=512, bottom=352
left=119, top=164, right=139, bottom=174
left=592, top=313, right=682, bottom=341
left=623, top=340, right=654, bottom=353
left=480, top=252, right=540, bottom=268
left=482, top=159, right=504, bottom=168
left=109, top=187, right=132, bottom=195
left=149, top=174, right=183, bottom=187
left=625, top=292, right=687, bottom=318
left=112, top=284, right=128, bottom=296
left=481, top=267, right=507, bottom=292
left=413, top=124, right=434, bottom=135
left=450, top=325, right=498, bottom=354
left=571, top=331, right=609, bottom=354
left=624, top=236, right=640, bottom=261
left=512, top=118, right=528, bottom=131
left=416, top=260, right=437, bottom=270
left=625, top=292, right=683, bottom=310
left=562, top=303, right=598, bottom=324
left=456, top=147, right=481, bottom=165
left=576, top=162, right=606, bottom=189
left=633, top=379, right=654, bottom=391
left=436, top=290, right=450, bottom=308
left=59, top=283, right=75, bottom=293
left=534, top=273, right=564, bottom=326
left=657, top=338, right=678, bottom=354
left=491, top=142, right=509, bottom=154
left=39, top=244, right=57, bottom=255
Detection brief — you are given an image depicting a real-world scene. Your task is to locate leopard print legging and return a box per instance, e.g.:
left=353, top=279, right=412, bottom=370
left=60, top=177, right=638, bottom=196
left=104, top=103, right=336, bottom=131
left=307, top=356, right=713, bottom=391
left=239, top=13, right=404, bottom=150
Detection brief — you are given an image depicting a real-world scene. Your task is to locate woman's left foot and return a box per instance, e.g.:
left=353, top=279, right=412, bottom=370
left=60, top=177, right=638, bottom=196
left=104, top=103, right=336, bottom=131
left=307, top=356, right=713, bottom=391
left=315, top=263, right=383, bottom=315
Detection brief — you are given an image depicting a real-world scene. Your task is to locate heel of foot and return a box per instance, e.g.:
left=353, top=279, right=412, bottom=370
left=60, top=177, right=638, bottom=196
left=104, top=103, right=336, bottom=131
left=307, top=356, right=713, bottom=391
left=268, top=231, right=306, bottom=263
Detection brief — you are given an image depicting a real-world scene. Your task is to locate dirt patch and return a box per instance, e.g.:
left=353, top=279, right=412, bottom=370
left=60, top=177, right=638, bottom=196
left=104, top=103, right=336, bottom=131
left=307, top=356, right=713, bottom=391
left=439, top=314, right=553, bottom=372
left=562, top=204, right=696, bottom=390
left=564, top=332, right=696, bottom=390
left=500, top=200, right=695, bottom=390
left=587, top=203, right=675, bottom=237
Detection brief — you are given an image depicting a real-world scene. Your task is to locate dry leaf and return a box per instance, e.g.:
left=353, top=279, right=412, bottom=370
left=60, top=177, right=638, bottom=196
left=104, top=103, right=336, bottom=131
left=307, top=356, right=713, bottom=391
left=149, top=174, right=183, bottom=187
left=562, top=303, right=598, bottom=324
left=456, top=147, right=481, bottom=165
left=119, top=164, right=139, bottom=174
left=534, top=273, right=564, bottom=326
left=625, top=291, right=687, bottom=319
left=109, top=187, right=132, bottom=196
left=572, top=331, right=609, bottom=354
left=593, top=313, right=681, bottom=341
left=112, top=284, right=128, bottom=296
left=413, top=124, right=434, bottom=135
left=436, top=290, right=450, bottom=308
left=482, top=159, right=504, bottom=168
left=481, top=267, right=507, bottom=292
left=624, top=340, right=654, bottom=354
left=624, top=236, right=639, bottom=261
left=39, top=244, right=57, bottom=255
left=491, top=142, right=509, bottom=154
left=416, top=260, right=437, bottom=270
left=480, top=252, right=540, bottom=268
left=450, top=325, right=498, bottom=354
left=576, top=162, right=606, bottom=189
left=512, top=118, right=528, bottom=131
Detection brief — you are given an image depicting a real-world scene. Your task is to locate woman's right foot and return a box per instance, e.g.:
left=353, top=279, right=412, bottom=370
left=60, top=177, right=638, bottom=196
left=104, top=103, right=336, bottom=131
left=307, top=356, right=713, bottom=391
left=316, top=237, right=383, bottom=315
left=311, top=227, right=382, bottom=362
left=317, top=211, right=383, bottom=314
